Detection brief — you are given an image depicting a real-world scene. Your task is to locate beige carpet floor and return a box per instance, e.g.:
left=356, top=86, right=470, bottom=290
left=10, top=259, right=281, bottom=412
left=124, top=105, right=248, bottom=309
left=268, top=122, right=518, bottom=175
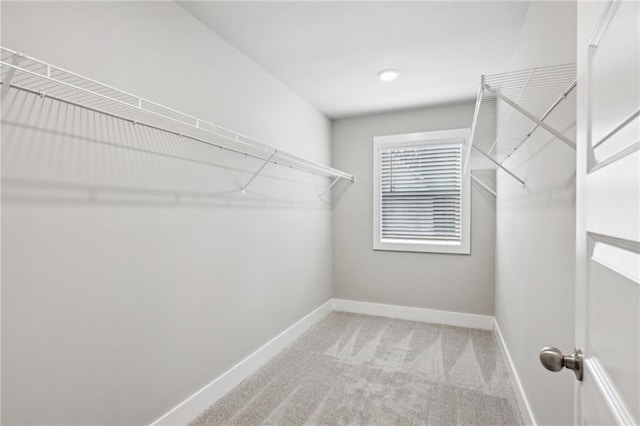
left=191, top=312, right=523, bottom=426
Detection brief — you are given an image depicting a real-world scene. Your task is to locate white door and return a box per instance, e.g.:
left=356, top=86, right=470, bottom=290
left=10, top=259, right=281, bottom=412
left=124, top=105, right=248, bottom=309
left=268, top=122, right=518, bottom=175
left=575, top=0, right=640, bottom=424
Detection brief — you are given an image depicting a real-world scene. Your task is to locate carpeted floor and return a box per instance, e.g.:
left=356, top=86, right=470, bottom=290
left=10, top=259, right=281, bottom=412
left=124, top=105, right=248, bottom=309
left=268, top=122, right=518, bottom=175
left=191, top=312, right=523, bottom=426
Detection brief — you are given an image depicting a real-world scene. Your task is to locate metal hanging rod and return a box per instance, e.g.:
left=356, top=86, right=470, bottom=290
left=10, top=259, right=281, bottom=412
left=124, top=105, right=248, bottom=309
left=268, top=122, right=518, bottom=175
left=0, top=46, right=355, bottom=187
left=465, top=63, right=577, bottom=190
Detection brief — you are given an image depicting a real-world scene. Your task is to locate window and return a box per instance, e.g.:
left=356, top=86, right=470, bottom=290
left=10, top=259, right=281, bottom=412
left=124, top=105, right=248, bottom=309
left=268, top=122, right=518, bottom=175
left=373, top=128, right=471, bottom=254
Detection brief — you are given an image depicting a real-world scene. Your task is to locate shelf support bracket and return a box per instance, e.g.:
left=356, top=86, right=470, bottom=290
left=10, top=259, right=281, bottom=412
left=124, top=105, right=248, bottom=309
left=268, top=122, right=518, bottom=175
left=487, top=67, right=537, bottom=155
left=468, top=173, right=497, bottom=197
left=319, top=176, right=341, bottom=199
left=501, top=80, right=578, bottom=163
left=241, top=150, right=277, bottom=193
left=483, top=82, right=576, bottom=149
left=472, top=145, right=525, bottom=187
left=1, top=53, right=24, bottom=101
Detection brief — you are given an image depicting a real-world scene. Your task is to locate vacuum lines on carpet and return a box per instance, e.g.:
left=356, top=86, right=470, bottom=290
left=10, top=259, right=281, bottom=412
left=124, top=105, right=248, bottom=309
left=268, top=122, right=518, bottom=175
left=191, top=312, right=523, bottom=425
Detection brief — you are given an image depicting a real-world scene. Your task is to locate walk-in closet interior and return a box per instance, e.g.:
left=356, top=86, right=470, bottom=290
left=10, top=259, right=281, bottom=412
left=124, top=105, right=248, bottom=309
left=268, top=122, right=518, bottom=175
left=1, top=1, right=639, bottom=425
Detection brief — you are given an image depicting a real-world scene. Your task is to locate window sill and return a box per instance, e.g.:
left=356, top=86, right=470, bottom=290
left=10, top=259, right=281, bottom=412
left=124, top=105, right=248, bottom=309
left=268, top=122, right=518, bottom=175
left=373, top=239, right=470, bottom=255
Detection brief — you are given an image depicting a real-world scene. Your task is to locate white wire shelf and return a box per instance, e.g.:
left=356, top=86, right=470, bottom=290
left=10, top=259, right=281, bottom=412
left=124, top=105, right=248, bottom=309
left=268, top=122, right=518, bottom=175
left=465, top=63, right=577, bottom=188
left=0, top=46, right=355, bottom=192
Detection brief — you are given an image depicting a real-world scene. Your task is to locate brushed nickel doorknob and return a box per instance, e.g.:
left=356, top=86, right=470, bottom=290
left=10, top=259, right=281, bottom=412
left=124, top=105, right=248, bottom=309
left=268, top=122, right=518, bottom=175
left=539, top=346, right=584, bottom=381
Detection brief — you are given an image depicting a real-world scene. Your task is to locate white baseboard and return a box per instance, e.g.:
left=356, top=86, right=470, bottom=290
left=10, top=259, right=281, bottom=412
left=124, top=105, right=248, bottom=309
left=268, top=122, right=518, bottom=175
left=332, top=298, right=494, bottom=330
left=493, top=318, right=537, bottom=426
left=150, top=299, right=333, bottom=426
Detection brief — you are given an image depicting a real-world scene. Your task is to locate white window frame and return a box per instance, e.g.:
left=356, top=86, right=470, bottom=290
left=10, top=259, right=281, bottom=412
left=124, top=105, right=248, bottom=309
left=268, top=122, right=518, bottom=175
left=372, top=128, right=471, bottom=254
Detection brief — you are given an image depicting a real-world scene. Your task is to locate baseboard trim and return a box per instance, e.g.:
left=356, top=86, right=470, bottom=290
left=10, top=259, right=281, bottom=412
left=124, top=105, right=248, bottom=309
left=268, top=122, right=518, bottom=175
left=150, top=299, right=333, bottom=426
left=493, top=318, right=537, bottom=426
left=332, top=299, right=494, bottom=330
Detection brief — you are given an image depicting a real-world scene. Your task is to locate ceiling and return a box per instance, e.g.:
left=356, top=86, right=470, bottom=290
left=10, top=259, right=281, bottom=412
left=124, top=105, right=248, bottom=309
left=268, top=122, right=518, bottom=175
left=179, top=1, right=530, bottom=119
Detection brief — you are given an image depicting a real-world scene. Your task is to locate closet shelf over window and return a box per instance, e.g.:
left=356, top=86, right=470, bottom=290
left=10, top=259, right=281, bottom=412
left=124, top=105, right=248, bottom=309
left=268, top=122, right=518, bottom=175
left=0, top=46, right=355, bottom=193
left=464, top=63, right=577, bottom=189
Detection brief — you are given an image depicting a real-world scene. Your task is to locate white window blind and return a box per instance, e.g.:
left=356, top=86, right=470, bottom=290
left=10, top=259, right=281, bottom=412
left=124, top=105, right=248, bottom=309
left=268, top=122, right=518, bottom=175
left=380, top=142, right=462, bottom=242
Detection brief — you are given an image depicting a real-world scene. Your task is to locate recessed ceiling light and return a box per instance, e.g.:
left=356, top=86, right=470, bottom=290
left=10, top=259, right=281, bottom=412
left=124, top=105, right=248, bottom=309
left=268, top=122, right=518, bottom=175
left=378, top=69, right=399, bottom=82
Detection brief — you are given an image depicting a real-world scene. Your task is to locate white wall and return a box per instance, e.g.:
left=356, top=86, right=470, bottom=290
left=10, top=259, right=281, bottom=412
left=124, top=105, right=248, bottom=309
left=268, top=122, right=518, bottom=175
left=1, top=2, right=334, bottom=424
left=494, top=2, right=577, bottom=425
left=332, top=102, right=496, bottom=315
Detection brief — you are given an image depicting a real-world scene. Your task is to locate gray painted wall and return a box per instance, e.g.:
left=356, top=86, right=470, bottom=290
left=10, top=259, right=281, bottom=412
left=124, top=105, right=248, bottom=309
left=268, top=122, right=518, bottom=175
left=1, top=2, right=333, bottom=424
left=332, top=103, right=496, bottom=315
left=494, top=2, right=577, bottom=425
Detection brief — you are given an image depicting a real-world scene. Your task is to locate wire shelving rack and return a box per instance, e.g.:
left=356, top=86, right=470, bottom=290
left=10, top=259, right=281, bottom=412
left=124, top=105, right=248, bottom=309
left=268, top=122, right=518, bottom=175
left=0, top=46, right=355, bottom=196
left=465, top=63, right=577, bottom=192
